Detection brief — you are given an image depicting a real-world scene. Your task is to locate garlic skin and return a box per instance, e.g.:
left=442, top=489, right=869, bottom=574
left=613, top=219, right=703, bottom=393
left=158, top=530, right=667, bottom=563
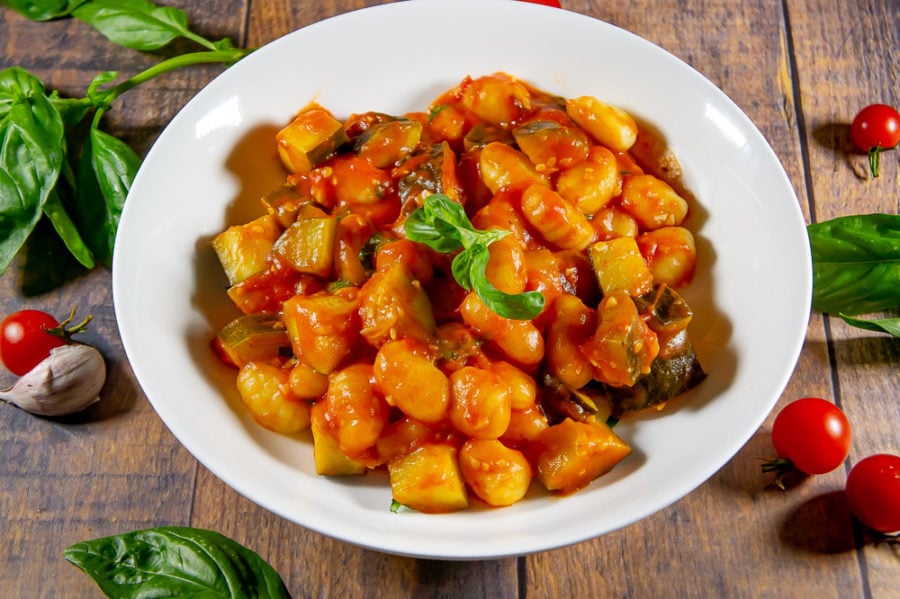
left=0, top=344, right=106, bottom=416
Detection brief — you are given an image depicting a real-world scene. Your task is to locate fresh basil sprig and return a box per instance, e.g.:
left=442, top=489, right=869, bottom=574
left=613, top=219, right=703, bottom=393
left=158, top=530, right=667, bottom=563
left=64, top=526, right=291, bottom=599
left=808, top=213, right=900, bottom=338
left=0, top=1, right=253, bottom=281
left=405, top=194, right=545, bottom=320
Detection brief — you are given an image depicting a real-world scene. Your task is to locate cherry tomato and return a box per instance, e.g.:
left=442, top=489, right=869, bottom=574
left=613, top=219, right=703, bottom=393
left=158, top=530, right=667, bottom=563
left=771, top=397, right=852, bottom=475
left=850, top=103, right=900, bottom=178
left=0, top=310, right=66, bottom=376
left=845, top=454, right=900, bottom=534
left=518, top=0, right=562, bottom=6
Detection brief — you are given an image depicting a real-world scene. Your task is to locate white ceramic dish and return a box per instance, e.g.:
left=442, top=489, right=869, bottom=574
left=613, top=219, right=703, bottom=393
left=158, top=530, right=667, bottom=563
left=113, top=0, right=811, bottom=559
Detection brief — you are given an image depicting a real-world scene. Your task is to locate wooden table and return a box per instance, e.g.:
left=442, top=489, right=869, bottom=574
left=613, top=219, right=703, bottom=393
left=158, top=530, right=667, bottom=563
left=2, top=1, right=898, bottom=596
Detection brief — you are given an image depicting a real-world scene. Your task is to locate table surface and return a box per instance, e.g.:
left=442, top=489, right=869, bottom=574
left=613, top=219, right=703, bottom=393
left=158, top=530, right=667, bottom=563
left=2, top=1, right=899, bottom=597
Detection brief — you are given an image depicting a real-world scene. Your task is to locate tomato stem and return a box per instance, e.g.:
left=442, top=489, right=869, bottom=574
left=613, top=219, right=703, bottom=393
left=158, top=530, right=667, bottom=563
left=760, top=457, right=796, bottom=490
left=868, top=147, right=881, bottom=178
left=46, top=307, right=93, bottom=342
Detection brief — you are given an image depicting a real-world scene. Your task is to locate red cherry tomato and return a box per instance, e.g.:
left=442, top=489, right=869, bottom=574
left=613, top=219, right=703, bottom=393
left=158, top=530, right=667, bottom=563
left=0, top=310, right=66, bottom=375
left=845, top=454, right=900, bottom=534
left=517, top=0, right=562, bottom=6
left=771, top=397, right=852, bottom=475
left=850, top=104, right=900, bottom=177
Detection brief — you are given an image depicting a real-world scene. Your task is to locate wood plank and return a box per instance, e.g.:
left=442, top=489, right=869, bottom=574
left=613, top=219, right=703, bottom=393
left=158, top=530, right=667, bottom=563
left=2, top=0, right=897, bottom=596
left=527, top=0, right=865, bottom=596
left=0, top=3, right=250, bottom=596
left=187, top=3, right=522, bottom=596
left=787, top=0, right=900, bottom=597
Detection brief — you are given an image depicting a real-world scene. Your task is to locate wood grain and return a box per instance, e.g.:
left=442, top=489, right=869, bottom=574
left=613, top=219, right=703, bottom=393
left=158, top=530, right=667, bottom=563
left=1, top=1, right=898, bottom=597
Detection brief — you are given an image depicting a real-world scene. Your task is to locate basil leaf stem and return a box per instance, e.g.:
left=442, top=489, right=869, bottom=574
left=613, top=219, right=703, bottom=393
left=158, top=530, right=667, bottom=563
left=405, top=194, right=545, bottom=320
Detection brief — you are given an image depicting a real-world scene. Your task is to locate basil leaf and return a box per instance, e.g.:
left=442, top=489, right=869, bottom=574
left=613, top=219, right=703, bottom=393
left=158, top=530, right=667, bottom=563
left=0, top=0, right=87, bottom=21
left=72, top=0, right=208, bottom=51
left=0, top=67, right=65, bottom=275
left=43, top=190, right=94, bottom=268
left=451, top=247, right=477, bottom=290
left=808, top=213, right=900, bottom=315
left=838, top=313, right=900, bottom=338
left=405, top=194, right=545, bottom=320
left=72, top=126, right=140, bottom=266
left=405, top=208, right=462, bottom=253
left=469, top=244, right=545, bottom=320
left=63, top=526, right=291, bottom=599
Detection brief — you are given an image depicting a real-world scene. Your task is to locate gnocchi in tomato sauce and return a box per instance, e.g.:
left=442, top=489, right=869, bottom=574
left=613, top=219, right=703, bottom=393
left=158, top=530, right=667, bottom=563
left=211, top=73, right=706, bottom=513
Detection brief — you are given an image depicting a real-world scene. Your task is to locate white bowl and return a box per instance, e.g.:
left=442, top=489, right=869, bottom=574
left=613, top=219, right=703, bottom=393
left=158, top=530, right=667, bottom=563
left=113, top=0, right=811, bottom=559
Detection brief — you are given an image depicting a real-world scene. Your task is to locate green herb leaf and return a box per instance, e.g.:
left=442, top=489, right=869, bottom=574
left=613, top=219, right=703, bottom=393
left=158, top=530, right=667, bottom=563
left=468, top=244, right=546, bottom=320
left=404, top=194, right=545, bottom=320
left=72, top=0, right=215, bottom=51
left=72, top=125, right=140, bottom=266
left=808, top=213, right=900, bottom=315
left=838, top=313, right=900, bottom=338
left=43, top=190, right=94, bottom=268
left=0, top=0, right=87, bottom=21
left=0, top=67, right=66, bottom=275
left=63, top=526, right=291, bottom=599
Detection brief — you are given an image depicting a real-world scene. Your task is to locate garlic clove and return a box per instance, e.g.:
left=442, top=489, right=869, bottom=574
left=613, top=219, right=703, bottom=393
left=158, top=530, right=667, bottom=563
left=0, top=344, right=106, bottom=417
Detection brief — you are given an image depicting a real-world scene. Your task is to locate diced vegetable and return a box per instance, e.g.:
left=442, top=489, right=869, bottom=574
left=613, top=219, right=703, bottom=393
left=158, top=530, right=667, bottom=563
left=396, top=141, right=462, bottom=207
left=358, top=261, right=437, bottom=347
left=581, top=292, right=659, bottom=388
left=355, top=118, right=423, bottom=168
left=282, top=292, right=360, bottom=375
left=276, top=107, right=349, bottom=174
left=272, top=215, right=337, bottom=278
left=212, top=215, right=282, bottom=285
left=588, top=236, right=654, bottom=297
left=604, top=330, right=706, bottom=416
left=533, top=418, right=631, bottom=493
left=388, top=443, right=469, bottom=513
left=213, top=313, right=290, bottom=368
left=310, top=401, right=368, bottom=476
left=633, top=283, right=693, bottom=335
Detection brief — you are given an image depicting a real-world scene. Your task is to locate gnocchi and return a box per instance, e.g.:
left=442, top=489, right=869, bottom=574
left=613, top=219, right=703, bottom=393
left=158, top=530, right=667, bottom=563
left=211, top=73, right=707, bottom=512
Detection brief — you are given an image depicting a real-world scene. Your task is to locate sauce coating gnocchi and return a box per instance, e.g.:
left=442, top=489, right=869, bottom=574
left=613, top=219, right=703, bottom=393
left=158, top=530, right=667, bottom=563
left=212, top=73, right=706, bottom=512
